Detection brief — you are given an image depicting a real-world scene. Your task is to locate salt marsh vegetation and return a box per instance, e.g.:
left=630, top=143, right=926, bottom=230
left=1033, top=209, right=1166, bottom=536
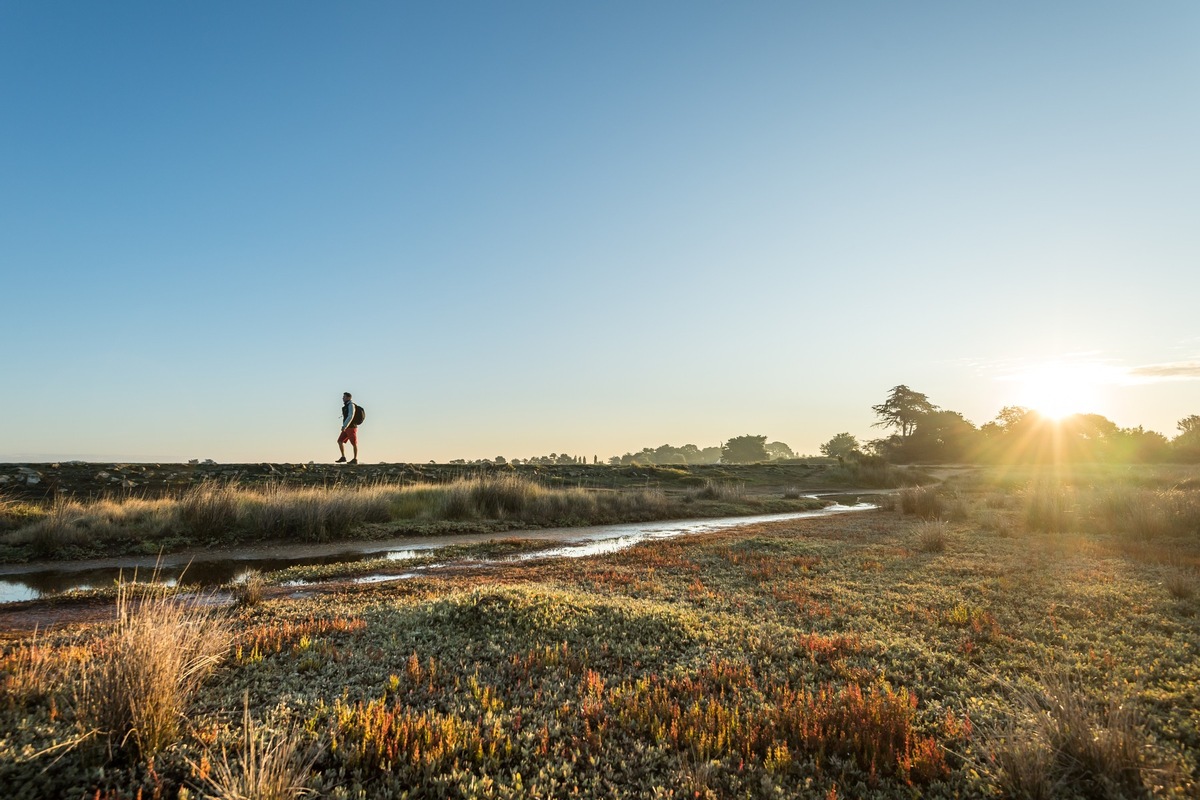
left=1, top=465, right=1197, bottom=797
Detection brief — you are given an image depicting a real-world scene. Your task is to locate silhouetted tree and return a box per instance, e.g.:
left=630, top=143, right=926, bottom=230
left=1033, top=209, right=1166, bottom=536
left=903, top=410, right=978, bottom=462
left=765, top=441, right=796, bottom=460
left=722, top=435, right=769, bottom=464
left=1174, top=415, right=1200, bottom=461
left=654, top=444, right=682, bottom=464
left=872, top=385, right=937, bottom=440
left=820, top=433, right=861, bottom=459
left=1109, top=427, right=1170, bottom=463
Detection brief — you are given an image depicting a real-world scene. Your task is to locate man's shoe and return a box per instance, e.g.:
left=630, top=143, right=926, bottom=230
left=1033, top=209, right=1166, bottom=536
left=349, top=458, right=358, bottom=464
left=335, top=456, right=347, bottom=463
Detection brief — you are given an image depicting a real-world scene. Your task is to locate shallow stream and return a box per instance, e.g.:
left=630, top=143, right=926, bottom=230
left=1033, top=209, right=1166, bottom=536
left=0, top=501, right=878, bottom=604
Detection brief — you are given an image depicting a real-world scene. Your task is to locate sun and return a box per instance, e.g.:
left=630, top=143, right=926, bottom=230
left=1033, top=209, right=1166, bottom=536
left=1014, top=364, right=1103, bottom=420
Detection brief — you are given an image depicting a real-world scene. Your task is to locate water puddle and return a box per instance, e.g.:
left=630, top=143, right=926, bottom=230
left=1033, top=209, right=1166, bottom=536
left=0, top=503, right=877, bottom=604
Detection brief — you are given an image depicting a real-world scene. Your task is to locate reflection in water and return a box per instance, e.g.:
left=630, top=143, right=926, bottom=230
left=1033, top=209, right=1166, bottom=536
left=0, top=550, right=415, bottom=605
left=0, top=504, right=876, bottom=604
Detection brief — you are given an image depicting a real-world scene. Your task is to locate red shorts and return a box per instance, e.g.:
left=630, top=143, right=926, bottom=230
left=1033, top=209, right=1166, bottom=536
left=338, top=427, right=358, bottom=446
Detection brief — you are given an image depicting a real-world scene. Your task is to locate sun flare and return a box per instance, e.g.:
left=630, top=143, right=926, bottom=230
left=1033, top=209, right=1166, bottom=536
left=1014, top=364, right=1106, bottom=420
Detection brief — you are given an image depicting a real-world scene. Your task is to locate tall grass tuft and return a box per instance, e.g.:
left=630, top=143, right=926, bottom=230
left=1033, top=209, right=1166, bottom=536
left=690, top=481, right=745, bottom=502
left=899, top=486, right=943, bottom=520
left=1164, top=565, right=1196, bottom=601
left=234, top=570, right=267, bottom=607
left=178, top=479, right=242, bottom=538
left=196, top=692, right=320, bottom=800
left=470, top=474, right=539, bottom=516
left=915, top=520, right=950, bottom=553
left=0, top=492, right=46, bottom=532
left=76, top=577, right=231, bottom=760
left=1022, top=482, right=1077, bottom=533
left=988, top=671, right=1152, bottom=799
left=1022, top=483, right=1200, bottom=541
left=17, top=497, right=91, bottom=558
left=1, top=628, right=58, bottom=708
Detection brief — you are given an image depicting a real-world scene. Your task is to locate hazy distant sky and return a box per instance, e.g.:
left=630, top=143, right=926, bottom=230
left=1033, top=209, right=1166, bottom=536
left=2, top=2, right=1197, bottom=463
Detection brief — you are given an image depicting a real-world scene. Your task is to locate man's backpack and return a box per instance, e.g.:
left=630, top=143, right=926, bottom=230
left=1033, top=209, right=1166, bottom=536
left=352, top=405, right=366, bottom=426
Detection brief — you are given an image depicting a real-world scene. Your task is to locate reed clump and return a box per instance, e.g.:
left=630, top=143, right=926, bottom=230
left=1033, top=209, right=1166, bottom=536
left=0, top=629, right=59, bottom=708
left=1163, top=565, right=1197, bottom=600
left=987, top=672, right=1153, bottom=799
left=1, top=472, right=784, bottom=558
left=899, top=486, right=943, bottom=520
left=0, top=493, right=46, bottom=532
left=75, top=577, right=231, bottom=760
left=234, top=569, right=268, bottom=607
left=689, top=480, right=744, bottom=502
left=1020, top=483, right=1200, bottom=540
left=914, top=520, right=951, bottom=553
left=195, top=692, right=320, bottom=800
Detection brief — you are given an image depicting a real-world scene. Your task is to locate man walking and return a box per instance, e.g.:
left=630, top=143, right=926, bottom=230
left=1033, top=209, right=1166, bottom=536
left=337, top=391, right=359, bottom=464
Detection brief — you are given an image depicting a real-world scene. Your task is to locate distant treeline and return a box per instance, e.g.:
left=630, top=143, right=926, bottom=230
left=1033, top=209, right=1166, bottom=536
left=447, top=387, right=1200, bottom=467
left=867, top=385, right=1200, bottom=464
left=448, top=437, right=805, bottom=467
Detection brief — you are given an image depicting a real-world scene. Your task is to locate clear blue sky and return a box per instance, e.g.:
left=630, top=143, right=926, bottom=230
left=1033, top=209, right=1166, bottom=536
left=2, top=1, right=1197, bottom=463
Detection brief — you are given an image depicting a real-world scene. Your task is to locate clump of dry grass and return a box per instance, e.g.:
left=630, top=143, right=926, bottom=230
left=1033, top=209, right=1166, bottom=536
left=987, top=671, right=1154, bottom=799
left=195, top=692, right=320, bottom=800
left=435, top=474, right=548, bottom=520
left=0, top=492, right=46, bottom=532
left=76, top=577, right=231, bottom=760
left=1021, top=482, right=1200, bottom=542
left=976, top=509, right=1015, bottom=537
left=915, top=520, right=950, bottom=553
left=899, top=486, right=943, bottom=520
left=422, top=475, right=670, bottom=524
left=1103, top=487, right=1200, bottom=541
left=245, top=483, right=392, bottom=541
left=233, top=570, right=268, bottom=607
left=13, top=497, right=93, bottom=557
left=1, top=628, right=58, bottom=707
left=690, top=480, right=745, bottom=502
left=1163, top=565, right=1196, bottom=601
left=178, top=479, right=242, bottom=537
left=1022, top=482, right=1077, bottom=533
left=2, top=473, right=733, bottom=556
left=7, top=495, right=178, bottom=557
